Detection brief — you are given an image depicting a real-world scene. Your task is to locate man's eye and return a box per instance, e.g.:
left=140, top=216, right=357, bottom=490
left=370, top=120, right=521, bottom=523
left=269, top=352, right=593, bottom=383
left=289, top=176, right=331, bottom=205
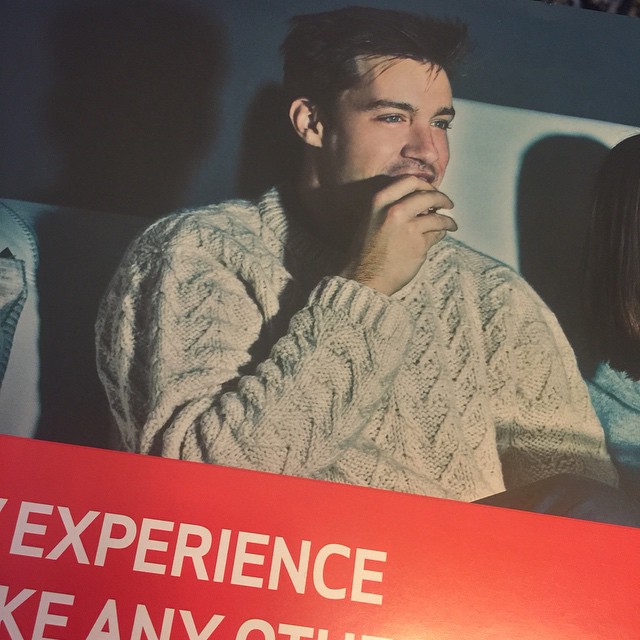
left=377, top=114, right=404, bottom=123
left=432, top=120, right=452, bottom=130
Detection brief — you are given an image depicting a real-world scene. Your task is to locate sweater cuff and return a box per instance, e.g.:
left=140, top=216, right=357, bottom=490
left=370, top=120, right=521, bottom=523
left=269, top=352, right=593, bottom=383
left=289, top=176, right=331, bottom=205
left=308, top=276, right=413, bottom=342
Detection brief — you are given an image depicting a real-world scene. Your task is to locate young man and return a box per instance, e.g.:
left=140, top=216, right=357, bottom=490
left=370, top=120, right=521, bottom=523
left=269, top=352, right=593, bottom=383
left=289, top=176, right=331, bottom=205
left=96, top=7, right=637, bottom=523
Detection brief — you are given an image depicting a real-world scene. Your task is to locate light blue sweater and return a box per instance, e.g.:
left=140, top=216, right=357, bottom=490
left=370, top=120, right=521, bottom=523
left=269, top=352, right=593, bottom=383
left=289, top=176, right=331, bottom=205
left=588, top=362, right=640, bottom=502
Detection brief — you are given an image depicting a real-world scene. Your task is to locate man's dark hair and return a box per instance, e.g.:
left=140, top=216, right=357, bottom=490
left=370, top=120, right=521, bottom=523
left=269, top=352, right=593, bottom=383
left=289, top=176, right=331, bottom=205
left=585, top=133, right=640, bottom=379
left=281, top=6, right=469, bottom=112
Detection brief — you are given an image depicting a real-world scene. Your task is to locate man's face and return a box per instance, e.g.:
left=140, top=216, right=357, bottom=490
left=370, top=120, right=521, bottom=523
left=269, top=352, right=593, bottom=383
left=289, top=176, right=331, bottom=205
left=318, top=57, right=454, bottom=189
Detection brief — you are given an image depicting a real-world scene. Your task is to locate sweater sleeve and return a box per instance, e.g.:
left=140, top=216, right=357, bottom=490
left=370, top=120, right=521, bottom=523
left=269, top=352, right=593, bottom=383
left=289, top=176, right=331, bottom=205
left=487, top=274, right=618, bottom=489
left=96, top=213, right=414, bottom=476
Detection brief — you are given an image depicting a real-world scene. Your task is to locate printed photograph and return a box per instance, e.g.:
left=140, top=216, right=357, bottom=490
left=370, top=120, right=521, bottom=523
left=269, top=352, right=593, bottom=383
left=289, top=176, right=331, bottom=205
left=1, top=0, right=639, bottom=522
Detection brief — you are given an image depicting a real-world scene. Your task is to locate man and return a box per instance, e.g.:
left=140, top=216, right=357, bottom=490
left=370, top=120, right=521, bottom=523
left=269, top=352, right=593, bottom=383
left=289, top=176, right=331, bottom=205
left=96, top=7, right=636, bottom=522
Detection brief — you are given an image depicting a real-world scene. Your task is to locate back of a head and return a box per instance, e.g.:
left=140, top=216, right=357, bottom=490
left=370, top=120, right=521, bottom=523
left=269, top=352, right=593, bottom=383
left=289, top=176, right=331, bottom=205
left=586, top=133, right=640, bottom=378
left=281, top=6, right=469, bottom=112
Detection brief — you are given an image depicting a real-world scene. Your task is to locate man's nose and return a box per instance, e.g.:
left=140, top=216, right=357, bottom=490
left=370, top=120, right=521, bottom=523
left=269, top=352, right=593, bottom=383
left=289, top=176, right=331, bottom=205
left=401, top=123, right=439, bottom=166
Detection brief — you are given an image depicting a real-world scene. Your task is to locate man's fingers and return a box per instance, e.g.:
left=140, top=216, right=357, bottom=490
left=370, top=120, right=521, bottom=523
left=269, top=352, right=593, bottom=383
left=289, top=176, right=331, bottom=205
left=373, top=175, right=452, bottom=213
left=403, top=189, right=454, bottom=215
left=412, top=211, right=457, bottom=233
left=384, top=190, right=454, bottom=225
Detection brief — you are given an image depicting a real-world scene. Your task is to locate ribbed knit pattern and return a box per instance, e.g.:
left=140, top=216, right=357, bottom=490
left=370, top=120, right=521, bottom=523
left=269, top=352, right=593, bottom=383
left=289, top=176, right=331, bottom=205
left=96, top=188, right=616, bottom=501
left=588, top=362, right=640, bottom=502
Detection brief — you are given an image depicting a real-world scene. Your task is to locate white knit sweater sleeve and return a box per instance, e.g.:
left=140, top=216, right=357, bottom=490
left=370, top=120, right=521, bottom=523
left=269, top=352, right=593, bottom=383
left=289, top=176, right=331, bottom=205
left=484, top=269, right=618, bottom=488
left=96, top=210, right=414, bottom=476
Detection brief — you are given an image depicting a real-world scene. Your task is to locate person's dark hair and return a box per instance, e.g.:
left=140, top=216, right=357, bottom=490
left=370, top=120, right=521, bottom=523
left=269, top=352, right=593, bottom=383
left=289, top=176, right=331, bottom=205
left=585, top=133, right=640, bottom=379
left=280, top=6, right=469, bottom=112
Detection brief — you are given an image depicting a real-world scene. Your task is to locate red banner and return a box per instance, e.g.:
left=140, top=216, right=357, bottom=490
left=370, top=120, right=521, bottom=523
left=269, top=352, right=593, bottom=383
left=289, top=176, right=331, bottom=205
left=0, top=434, right=638, bottom=639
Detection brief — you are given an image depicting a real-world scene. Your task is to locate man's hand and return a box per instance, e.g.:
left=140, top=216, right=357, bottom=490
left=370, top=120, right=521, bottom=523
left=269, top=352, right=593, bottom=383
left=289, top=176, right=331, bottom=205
left=340, top=175, right=456, bottom=296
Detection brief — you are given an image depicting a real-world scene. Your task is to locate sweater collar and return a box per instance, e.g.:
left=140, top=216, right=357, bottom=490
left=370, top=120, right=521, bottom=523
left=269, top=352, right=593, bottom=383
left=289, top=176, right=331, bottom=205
left=257, top=186, right=343, bottom=278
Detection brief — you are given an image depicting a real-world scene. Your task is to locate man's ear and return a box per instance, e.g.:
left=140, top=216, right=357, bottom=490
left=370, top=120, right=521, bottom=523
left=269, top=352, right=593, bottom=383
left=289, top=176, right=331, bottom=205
left=289, top=98, right=324, bottom=148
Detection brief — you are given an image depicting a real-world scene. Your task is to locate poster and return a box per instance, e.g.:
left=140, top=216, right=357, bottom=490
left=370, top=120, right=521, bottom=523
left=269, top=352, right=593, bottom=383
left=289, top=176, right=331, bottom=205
left=1, top=0, right=640, bottom=636
left=2, top=434, right=640, bottom=639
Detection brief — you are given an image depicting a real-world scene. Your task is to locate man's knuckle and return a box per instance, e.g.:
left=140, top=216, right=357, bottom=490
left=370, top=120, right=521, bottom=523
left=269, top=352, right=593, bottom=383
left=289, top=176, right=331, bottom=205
left=371, top=192, right=386, bottom=210
left=386, top=204, right=404, bottom=220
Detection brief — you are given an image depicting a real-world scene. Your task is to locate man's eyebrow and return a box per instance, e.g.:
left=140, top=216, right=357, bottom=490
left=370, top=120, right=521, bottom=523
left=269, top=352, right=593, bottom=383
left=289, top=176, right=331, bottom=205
left=362, top=99, right=417, bottom=112
left=362, top=100, right=456, bottom=118
left=434, top=106, right=456, bottom=118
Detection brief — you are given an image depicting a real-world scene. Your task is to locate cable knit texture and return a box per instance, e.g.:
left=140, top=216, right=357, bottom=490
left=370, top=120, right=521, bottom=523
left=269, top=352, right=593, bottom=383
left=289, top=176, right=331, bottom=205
left=96, top=187, right=616, bottom=501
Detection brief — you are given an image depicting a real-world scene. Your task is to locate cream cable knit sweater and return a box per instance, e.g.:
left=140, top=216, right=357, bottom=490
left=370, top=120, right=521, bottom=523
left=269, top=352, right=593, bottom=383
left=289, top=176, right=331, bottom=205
left=96, top=188, right=616, bottom=501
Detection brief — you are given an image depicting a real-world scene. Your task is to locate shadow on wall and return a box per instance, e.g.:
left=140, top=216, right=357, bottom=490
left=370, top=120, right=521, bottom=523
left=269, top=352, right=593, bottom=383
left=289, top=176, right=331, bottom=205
left=43, top=0, right=226, bottom=218
left=236, top=83, right=303, bottom=200
left=34, top=207, right=149, bottom=448
left=516, top=135, right=608, bottom=378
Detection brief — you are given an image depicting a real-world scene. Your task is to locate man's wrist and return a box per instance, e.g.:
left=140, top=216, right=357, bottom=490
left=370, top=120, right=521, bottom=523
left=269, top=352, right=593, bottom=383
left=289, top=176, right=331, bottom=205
left=339, top=265, right=395, bottom=296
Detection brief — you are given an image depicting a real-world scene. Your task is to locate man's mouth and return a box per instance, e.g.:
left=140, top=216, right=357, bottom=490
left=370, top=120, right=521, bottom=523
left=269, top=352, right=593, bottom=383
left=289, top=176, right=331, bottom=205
left=406, top=172, right=436, bottom=184
left=387, top=169, right=436, bottom=184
